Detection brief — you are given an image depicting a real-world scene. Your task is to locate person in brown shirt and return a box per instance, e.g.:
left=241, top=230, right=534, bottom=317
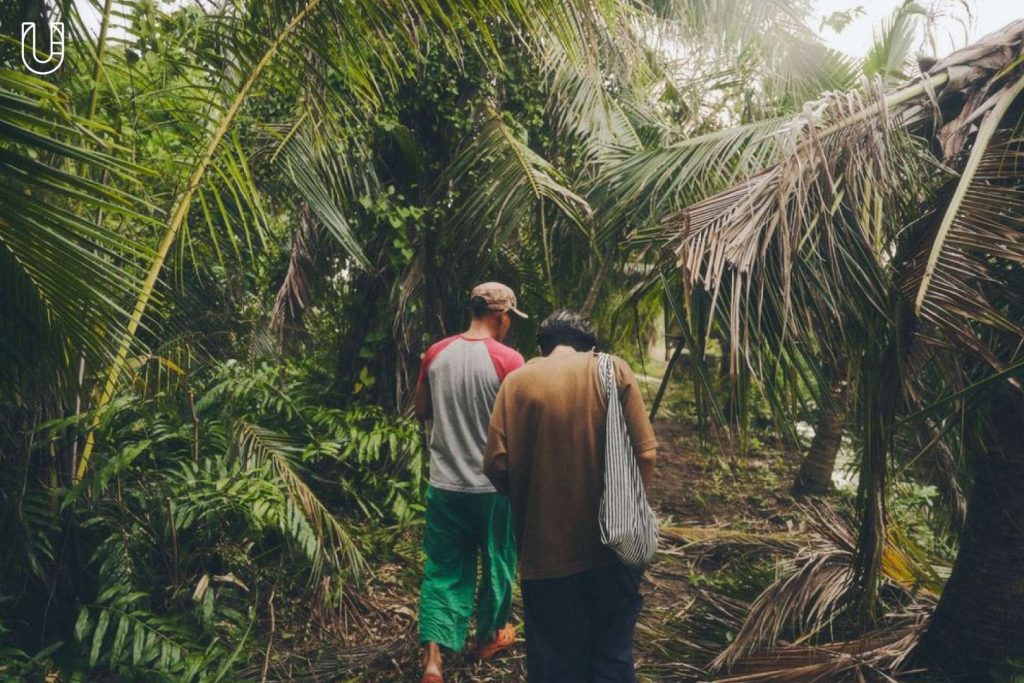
left=484, top=310, right=657, bottom=683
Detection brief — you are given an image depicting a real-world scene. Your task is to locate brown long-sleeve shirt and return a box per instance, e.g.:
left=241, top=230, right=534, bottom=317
left=483, top=350, right=657, bottom=580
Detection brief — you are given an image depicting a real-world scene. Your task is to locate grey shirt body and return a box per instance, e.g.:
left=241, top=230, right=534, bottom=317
left=419, top=336, right=524, bottom=492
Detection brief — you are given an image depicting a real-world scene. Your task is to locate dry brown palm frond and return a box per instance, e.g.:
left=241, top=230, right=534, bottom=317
left=669, top=83, right=935, bottom=318
left=270, top=203, right=321, bottom=340
left=714, top=615, right=929, bottom=683
left=711, top=503, right=943, bottom=673
left=896, top=131, right=1024, bottom=357
left=660, top=525, right=808, bottom=568
left=637, top=588, right=753, bottom=673
left=662, top=20, right=1024, bottom=362
left=711, top=543, right=855, bottom=671
left=661, top=524, right=807, bottom=553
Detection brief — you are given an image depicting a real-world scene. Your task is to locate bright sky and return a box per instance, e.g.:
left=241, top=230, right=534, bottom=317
left=815, top=0, right=1022, bottom=58
left=77, top=0, right=1023, bottom=61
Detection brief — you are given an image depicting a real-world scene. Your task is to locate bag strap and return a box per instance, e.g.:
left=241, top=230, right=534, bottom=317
left=597, top=352, right=613, bottom=399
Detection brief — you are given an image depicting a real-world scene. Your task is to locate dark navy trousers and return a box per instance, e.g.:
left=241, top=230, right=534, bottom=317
left=521, top=562, right=644, bottom=683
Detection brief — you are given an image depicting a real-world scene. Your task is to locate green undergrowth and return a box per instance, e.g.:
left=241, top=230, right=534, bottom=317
left=1, top=358, right=425, bottom=681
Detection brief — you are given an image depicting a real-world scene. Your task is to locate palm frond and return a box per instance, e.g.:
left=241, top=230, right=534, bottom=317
left=910, top=79, right=1024, bottom=331
left=281, top=132, right=370, bottom=270
left=712, top=505, right=943, bottom=674
left=660, top=525, right=806, bottom=556
left=0, top=69, right=149, bottom=399
left=545, top=44, right=643, bottom=164
left=714, top=620, right=926, bottom=683
left=271, top=204, right=322, bottom=337
left=862, top=1, right=927, bottom=82
left=605, top=115, right=803, bottom=243
left=443, top=113, right=592, bottom=254
left=233, top=422, right=367, bottom=581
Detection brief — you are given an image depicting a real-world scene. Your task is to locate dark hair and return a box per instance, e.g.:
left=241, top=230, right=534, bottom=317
left=469, top=295, right=491, bottom=318
left=536, top=310, right=598, bottom=356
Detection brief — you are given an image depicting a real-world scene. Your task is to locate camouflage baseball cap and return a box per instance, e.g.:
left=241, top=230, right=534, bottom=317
left=470, top=282, right=528, bottom=319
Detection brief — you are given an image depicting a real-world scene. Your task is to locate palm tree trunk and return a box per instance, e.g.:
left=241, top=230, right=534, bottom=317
left=716, top=330, right=737, bottom=422
left=792, top=360, right=849, bottom=495
left=918, top=381, right=1024, bottom=673
left=580, top=244, right=614, bottom=318
left=925, top=420, right=967, bottom=532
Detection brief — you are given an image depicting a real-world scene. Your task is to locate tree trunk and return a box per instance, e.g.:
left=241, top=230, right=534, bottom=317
left=718, top=331, right=737, bottom=422
left=918, top=381, right=1024, bottom=674
left=926, top=421, right=967, bottom=532
left=792, top=361, right=849, bottom=495
left=580, top=244, right=614, bottom=318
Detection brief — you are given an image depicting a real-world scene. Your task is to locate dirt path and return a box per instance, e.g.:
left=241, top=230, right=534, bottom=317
left=633, top=415, right=801, bottom=681
left=334, top=407, right=803, bottom=682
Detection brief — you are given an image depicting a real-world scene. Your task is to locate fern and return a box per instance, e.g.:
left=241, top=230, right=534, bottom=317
left=232, top=422, right=368, bottom=579
left=73, top=532, right=236, bottom=678
left=309, top=404, right=425, bottom=522
left=5, top=356, right=424, bottom=679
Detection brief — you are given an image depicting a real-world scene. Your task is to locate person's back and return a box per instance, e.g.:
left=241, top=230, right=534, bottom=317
left=486, top=351, right=656, bottom=579
left=414, top=283, right=527, bottom=683
left=420, top=334, right=522, bottom=492
left=484, top=310, right=657, bottom=683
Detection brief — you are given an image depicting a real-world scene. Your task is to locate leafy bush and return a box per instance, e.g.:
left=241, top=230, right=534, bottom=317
left=2, top=358, right=423, bottom=680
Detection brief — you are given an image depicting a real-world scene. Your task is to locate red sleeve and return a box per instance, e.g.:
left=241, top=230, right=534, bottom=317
left=484, top=339, right=525, bottom=383
left=417, top=336, right=459, bottom=387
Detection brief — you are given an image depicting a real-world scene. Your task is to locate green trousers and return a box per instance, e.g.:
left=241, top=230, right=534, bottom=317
left=418, top=486, right=517, bottom=652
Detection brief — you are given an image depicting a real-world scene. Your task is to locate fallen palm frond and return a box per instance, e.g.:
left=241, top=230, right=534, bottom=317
left=637, top=588, right=753, bottom=676
left=710, top=504, right=945, bottom=677
left=660, top=525, right=807, bottom=566
left=713, top=616, right=928, bottom=683
left=662, top=524, right=806, bottom=550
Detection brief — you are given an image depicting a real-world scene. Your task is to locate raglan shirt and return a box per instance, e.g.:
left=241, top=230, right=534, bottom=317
left=483, top=350, right=658, bottom=580
left=418, top=335, right=525, bottom=493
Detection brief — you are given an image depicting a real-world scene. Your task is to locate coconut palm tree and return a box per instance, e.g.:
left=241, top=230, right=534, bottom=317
left=656, top=17, right=1024, bottom=674
left=265, top=0, right=849, bottom=409
left=5, top=0, right=648, bottom=478
left=623, top=0, right=941, bottom=494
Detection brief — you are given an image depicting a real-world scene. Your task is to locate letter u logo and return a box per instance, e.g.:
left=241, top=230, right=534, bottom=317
left=21, top=22, right=65, bottom=75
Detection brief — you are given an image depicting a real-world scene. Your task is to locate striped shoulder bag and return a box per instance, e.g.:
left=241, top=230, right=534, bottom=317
left=597, top=353, right=659, bottom=568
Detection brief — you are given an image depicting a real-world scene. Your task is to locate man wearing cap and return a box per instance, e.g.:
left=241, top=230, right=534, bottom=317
left=414, top=282, right=527, bottom=683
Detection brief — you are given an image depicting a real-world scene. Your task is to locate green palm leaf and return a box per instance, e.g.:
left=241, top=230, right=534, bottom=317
left=444, top=113, right=593, bottom=253
left=0, top=70, right=149, bottom=399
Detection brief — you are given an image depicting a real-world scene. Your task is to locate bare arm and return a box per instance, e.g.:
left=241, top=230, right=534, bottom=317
left=635, top=447, right=657, bottom=491
left=413, top=380, right=432, bottom=421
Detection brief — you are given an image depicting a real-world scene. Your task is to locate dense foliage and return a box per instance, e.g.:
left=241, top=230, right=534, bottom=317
left=3, top=353, right=422, bottom=678
left=3, top=0, right=1024, bottom=680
